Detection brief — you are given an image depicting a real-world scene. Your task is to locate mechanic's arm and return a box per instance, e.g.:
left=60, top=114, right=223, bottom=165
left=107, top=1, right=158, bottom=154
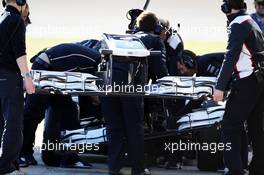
left=151, top=37, right=169, bottom=79
left=215, top=24, right=248, bottom=91
left=169, top=42, right=184, bottom=76
left=16, top=55, right=35, bottom=94
left=214, top=24, right=248, bottom=101
left=16, top=55, right=30, bottom=75
left=12, top=19, right=35, bottom=94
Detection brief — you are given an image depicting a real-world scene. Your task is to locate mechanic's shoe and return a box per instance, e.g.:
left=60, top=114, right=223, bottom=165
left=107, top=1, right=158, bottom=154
left=223, top=169, right=248, bottom=175
left=243, top=169, right=249, bottom=175
left=19, top=154, right=38, bottom=166
left=4, top=170, right=27, bottom=175
left=131, top=172, right=150, bottom=175
left=16, top=157, right=29, bottom=168
left=165, top=161, right=182, bottom=169
left=25, top=154, right=38, bottom=165
left=131, top=168, right=151, bottom=175
left=60, top=153, right=92, bottom=169
left=60, top=161, right=92, bottom=169
left=224, top=170, right=249, bottom=175
left=144, top=168, right=151, bottom=175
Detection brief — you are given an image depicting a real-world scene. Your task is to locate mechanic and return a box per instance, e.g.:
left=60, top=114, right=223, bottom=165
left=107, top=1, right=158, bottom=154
left=177, top=50, right=223, bottom=77
left=166, top=50, right=223, bottom=125
left=172, top=50, right=249, bottom=171
left=251, top=0, right=264, bottom=32
left=164, top=50, right=224, bottom=120
left=213, top=0, right=264, bottom=175
left=159, top=18, right=184, bottom=76
left=0, top=0, right=35, bottom=174
left=101, top=11, right=168, bottom=175
left=144, top=18, right=184, bottom=132
left=150, top=19, right=184, bottom=168
left=164, top=50, right=224, bottom=119
left=18, top=43, right=101, bottom=167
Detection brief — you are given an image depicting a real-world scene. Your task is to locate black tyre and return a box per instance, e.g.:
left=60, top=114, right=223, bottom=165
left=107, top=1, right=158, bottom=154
left=197, top=125, right=223, bottom=172
left=41, top=96, right=79, bottom=166
left=41, top=143, right=61, bottom=167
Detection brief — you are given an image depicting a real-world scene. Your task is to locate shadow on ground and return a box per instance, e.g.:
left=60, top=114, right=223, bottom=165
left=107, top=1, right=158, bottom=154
left=21, top=153, right=221, bottom=175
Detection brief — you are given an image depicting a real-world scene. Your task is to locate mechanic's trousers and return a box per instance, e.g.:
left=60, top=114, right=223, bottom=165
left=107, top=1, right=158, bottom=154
left=21, top=60, right=50, bottom=155
left=222, top=74, right=264, bottom=175
left=101, top=96, right=145, bottom=174
left=0, top=68, right=24, bottom=174
left=21, top=61, right=79, bottom=156
left=21, top=94, right=79, bottom=156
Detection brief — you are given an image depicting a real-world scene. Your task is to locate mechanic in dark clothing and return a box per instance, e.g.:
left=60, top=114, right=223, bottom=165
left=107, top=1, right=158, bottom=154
left=166, top=50, right=223, bottom=125
left=170, top=50, right=224, bottom=117
left=0, top=0, right=35, bottom=174
left=159, top=18, right=184, bottom=76
left=155, top=19, right=186, bottom=138
left=177, top=50, right=223, bottom=76
left=213, top=0, right=264, bottom=174
left=173, top=50, right=249, bottom=171
left=101, top=11, right=168, bottom=175
left=19, top=43, right=101, bottom=167
left=31, top=43, right=100, bottom=72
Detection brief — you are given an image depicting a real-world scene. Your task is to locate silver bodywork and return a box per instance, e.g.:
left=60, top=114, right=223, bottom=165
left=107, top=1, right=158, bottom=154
left=60, top=104, right=224, bottom=146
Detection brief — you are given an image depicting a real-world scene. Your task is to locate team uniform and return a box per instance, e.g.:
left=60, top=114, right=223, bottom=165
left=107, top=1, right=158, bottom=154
left=0, top=5, right=26, bottom=174
left=165, top=33, right=184, bottom=76
left=20, top=43, right=101, bottom=161
left=101, top=32, right=168, bottom=175
left=216, top=11, right=264, bottom=175
left=171, top=53, right=224, bottom=118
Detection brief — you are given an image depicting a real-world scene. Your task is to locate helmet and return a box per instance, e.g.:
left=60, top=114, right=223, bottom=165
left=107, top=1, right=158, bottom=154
left=180, top=50, right=197, bottom=69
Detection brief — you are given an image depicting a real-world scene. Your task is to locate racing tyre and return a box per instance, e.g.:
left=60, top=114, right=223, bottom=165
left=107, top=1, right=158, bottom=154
left=41, top=105, right=63, bottom=167
left=41, top=140, right=61, bottom=167
left=197, top=125, right=223, bottom=172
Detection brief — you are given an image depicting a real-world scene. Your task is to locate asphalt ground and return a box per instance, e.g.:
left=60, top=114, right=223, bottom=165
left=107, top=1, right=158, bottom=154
left=20, top=121, right=224, bottom=175
left=21, top=152, right=222, bottom=175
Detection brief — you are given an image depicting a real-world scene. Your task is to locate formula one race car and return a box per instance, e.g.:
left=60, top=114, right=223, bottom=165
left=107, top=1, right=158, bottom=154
left=39, top=75, right=225, bottom=171
left=35, top=34, right=225, bottom=172
left=35, top=0, right=226, bottom=171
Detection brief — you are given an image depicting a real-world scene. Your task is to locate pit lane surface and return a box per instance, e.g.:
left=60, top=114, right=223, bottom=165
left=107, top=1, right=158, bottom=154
left=22, top=119, right=223, bottom=175
left=21, top=153, right=221, bottom=175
